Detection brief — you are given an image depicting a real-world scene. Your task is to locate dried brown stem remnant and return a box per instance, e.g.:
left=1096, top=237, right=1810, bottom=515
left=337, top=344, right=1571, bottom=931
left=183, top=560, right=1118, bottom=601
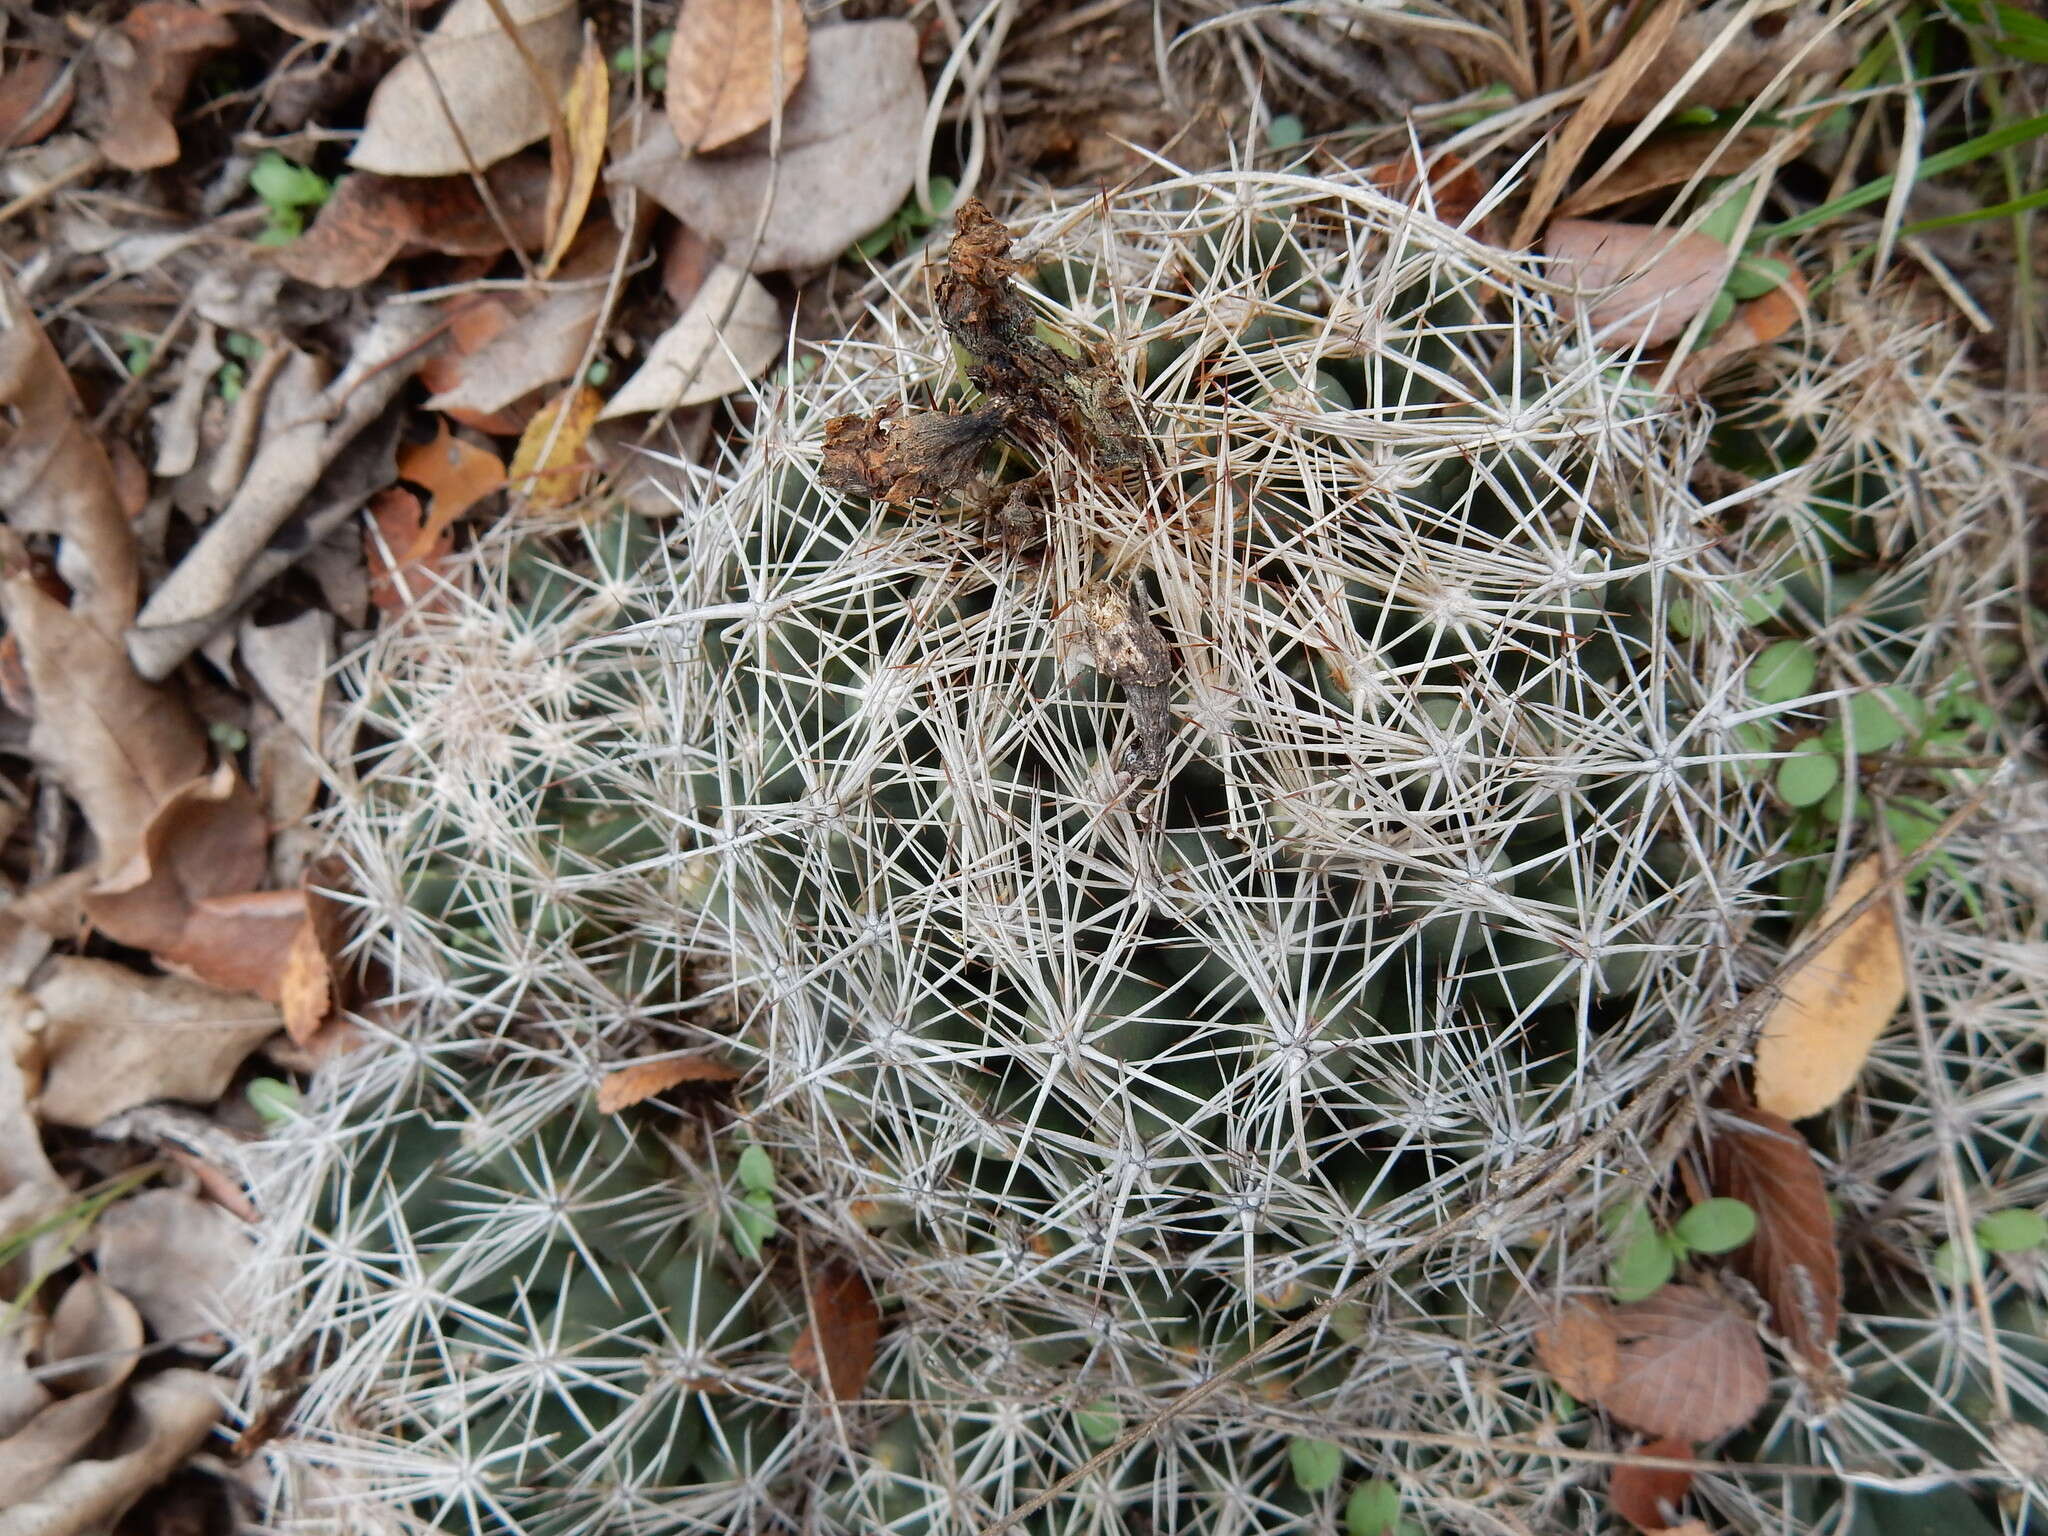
left=1070, top=580, right=1175, bottom=776
left=821, top=405, right=1010, bottom=507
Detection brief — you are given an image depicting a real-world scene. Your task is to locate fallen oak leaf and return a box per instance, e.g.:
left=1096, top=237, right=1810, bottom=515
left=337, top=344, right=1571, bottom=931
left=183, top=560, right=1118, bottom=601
left=665, top=0, right=808, bottom=155
left=1709, top=1103, right=1840, bottom=1370
left=351, top=0, right=579, bottom=177
left=594, top=1054, right=740, bottom=1113
left=268, top=156, right=553, bottom=288
left=508, top=384, right=602, bottom=511
left=1752, top=854, right=1907, bottom=1120
left=396, top=419, right=508, bottom=543
left=790, top=1259, right=879, bottom=1402
left=1610, top=1436, right=1695, bottom=1534
left=597, top=262, right=782, bottom=417
left=1598, top=1282, right=1769, bottom=1442
left=609, top=21, right=924, bottom=272
left=540, top=34, right=608, bottom=278
left=91, top=2, right=236, bottom=171
left=1544, top=219, right=1731, bottom=348
left=365, top=486, right=459, bottom=615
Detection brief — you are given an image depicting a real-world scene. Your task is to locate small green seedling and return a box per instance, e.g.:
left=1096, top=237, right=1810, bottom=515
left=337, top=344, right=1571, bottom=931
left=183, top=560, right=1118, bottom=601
left=251, top=152, right=332, bottom=245
left=736, top=1143, right=776, bottom=1193
left=1266, top=114, right=1306, bottom=150
left=612, top=29, right=673, bottom=85
left=1289, top=1436, right=1344, bottom=1492
left=208, top=719, right=249, bottom=753
left=1073, top=1400, right=1121, bottom=1444
left=1346, top=1479, right=1401, bottom=1536
left=1606, top=1196, right=1757, bottom=1300
left=247, top=1077, right=300, bottom=1125
left=122, top=332, right=155, bottom=377
left=850, top=176, right=959, bottom=261
left=1749, top=639, right=1817, bottom=705
left=1931, top=1209, right=2046, bottom=1286
left=729, top=1143, right=778, bottom=1260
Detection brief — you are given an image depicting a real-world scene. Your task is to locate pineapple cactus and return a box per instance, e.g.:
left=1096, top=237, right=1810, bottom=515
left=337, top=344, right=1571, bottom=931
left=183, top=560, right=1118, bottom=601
left=239, top=166, right=2039, bottom=1536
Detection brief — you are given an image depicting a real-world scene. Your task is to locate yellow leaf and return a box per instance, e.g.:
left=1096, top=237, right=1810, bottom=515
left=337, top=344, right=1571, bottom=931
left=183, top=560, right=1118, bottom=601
left=508, top=384, right=603, bottom=511
left=1753, top=855, right=1907, bottom=1120
left=541, top=34, right=610, bottom=279
left=665, top=0, right=808, bottom=155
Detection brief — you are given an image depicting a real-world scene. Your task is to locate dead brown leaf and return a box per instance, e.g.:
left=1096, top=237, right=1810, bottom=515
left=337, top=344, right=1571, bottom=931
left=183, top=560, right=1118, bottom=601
left=665, top=0, right=808, bottom=155
left=1669, top=268, right=1807, bottom=394
left=1533, top=1296, right=1620, bottom=1403
left=279, top=858, right=353, bottom=1048
left=92, top=1188, right=253, bottom=1353
left=1611, top=1436, right=1694, bottom=1533
left=594, top=1054, right=741, bottom=1113
left=365, top=486, right=459, bottom=614
left=0, top=1277, right=144, bottom=1500
left=1710, top=1104, right=1840, bottom=1370
left=269, top=156, right=553, bottom=288
left=0, top=1367, right=219, bottom=1536
left=1557, top=128, right=1782, bottom=221
left=1544, top=220, right=1730, bottom=347
left=599, top=262, right=783, bottom=417
left=541, top=35, right=609, bottom=278
left=92, top=2, right=236, bottom=171
left=1752, top=854, right=1906, bottom=1121
left=0, top=278, right=208, bottom=873
left=398, top=419, right=507, bottom=545
left=609, top=21, right=924, bottom=272
left=508, top=384, right=602, bottom=511
left=1365, top=148, right=1485, bottom=227
left=1611, top=6, right=1856, bottom=123
left=34, top=957, right=279, bottom=1129
left=0, top=55, right=74, bottom=148
left=351, top=0, right=580, bottom=177
left=1600, top=1283, right=1769, bottom=1442
left=421, top=281, right=604, bottom=423
left=790, top=1259, right=879, bottom=1402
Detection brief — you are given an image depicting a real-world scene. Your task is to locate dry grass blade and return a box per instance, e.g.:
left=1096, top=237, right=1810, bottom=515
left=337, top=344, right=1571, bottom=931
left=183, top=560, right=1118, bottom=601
left=1600, top=1284, right=1768, bottom=1441
left=1709, top=1105, right=1839, bottom=1369
left=1511, top=0, right=1686, bottom=247
left=1752, top=854, right=1907, bottom=1120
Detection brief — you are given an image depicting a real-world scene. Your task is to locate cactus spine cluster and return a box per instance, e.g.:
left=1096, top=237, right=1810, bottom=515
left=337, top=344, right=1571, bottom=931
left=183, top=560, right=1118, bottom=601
left=240, top=166, right=2041, bottom=1536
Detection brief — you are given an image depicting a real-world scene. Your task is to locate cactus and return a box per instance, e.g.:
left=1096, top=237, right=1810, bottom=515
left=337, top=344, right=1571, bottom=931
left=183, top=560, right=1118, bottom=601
left=240, top=171, right=2039, bottom=1535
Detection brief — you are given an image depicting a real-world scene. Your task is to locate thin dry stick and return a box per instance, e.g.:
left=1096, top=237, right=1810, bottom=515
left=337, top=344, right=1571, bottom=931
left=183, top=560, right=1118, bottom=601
left=978, top=767, right=2010, bottom=1536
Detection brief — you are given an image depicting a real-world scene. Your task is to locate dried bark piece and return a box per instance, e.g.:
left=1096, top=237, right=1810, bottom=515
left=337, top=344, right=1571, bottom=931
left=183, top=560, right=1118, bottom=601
left=1068, top=581, right=1176, bottom=777
left=1710, top=1104, right=1840, bottom=1369
left=820, top=406, right=1011, bottom=507
left=595, top=1054, right=741, bottom=1113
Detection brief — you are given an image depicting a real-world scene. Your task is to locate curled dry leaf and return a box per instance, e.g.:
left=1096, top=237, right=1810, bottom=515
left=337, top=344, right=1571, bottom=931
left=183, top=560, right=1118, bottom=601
left=366, top=486, right=458, bottom=615
left=790, top=1259, right=880, bottom=1402
left=0, top=1013, right=68, bottom=1246
left=0, top=1367, right=220, bottom=1536
left=1610, top=1436, right=1695, bottom=1534
left=0, top=55, right=74, bottom=148
left=0, top=1277, right=144, bottom=1502
left=665, top=0, right=808, bottom=155
left=1533, top=1296, right=1620, bottom=1403
left=1710, top=1104, right=1841, bottom=1369
left=0, top=276, right=207, bottom=872
left=1753, top=854, right=1907, bottom=1120
left=1611, top=5, right=1856, bottom=122
left=421, top=248, right=610, bottom=422
left=1364, top=148, right=1485, bottom=227
left=351, top=0, right=579, bottom=177
left=594, top=1053, right=741, bottom=1113
left=1599, top=1283, right=1769, bottom=1442
left=33, top=957, right=281, bottom=1129
left=92, top=1188, right=254, bottom=1354
left=92, top=2, right=236, bottom=171
left=1669, top=268, right=1807, bottom=395
left=269, top=156, right=553, bottom=288
left=1544, top=220, right=1730, bottom=348
left=398, top=419, right=508, bottom=534
left=509, top=384, right=602, bottom=511
left=540, top=36, right=609, bottom=278
left=598, top=262, right=782, bottom=417
left=610, top=21, right=924, bottom=272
